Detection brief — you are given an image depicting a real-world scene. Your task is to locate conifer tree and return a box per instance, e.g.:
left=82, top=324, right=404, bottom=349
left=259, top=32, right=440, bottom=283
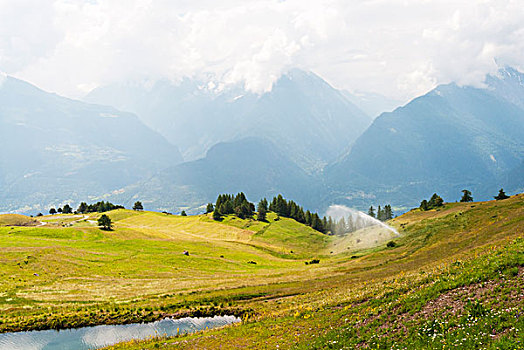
left=259, top=198, right=268, bottom=211
left=62, top=204, right=72, bottom=214
left=206, top=203, right=214, bottom=213
left=355, top=215, right=365, bottom=230
left=269, top=197, right=277, bottom=212
left=428, top=193, right=443, bottom=208
left=328, top=217, right=334, bottom=234
left=296, top=207, right=306, bottom=223
left=335, top=217, right=346, bottom=235
left=212, top=207, right=221, bottom=221
left=215, top=195, right=224, bottom=212
left=97, top=214, right=112, bottom=230
left=257, top=200, right=267, bottom=221
left=241, top=202, right=254, bottom=219
left=311, top=213, right=323, bottom=232
left=224, top=200, right=234, bottom=214
left=494, top=188, right=510, bottom=200
left=77, top=202, right=87, bottom=214
left=384, top=205, right=393, bottom=220
left=368, top=206, right=376, bottom=218
left=377, top=205, right=384, bottom=221
left=305, top=210, right=312, bottom=226
left=460, top=190, right=473, bottom=202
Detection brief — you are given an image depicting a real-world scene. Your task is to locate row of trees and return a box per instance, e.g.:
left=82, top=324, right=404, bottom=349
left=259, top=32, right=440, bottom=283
left=420, top=193, right=444, bottom=211
left=48, top=201, right=124, bottom=215
left=367, top=205, right=393, bottom=221
left=329, top=215, right=373, bottom=236
left=210, top=193, right=328, bottom=233
left=77, top=201, right=125, bottom=214
left=212, top=193, right=255, bottom=220
left=462, top=188, right=511, bottom=202
left=420, top=188, right=510, bottom=211
left=48, top=204, right=73, bottom=215
left=268, top=194, right=327, bottom=233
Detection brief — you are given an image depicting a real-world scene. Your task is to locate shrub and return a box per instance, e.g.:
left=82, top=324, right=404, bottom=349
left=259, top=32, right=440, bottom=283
left=386, top=241, right=397, bottom=248
left=305, top=259, right=320, bottom=265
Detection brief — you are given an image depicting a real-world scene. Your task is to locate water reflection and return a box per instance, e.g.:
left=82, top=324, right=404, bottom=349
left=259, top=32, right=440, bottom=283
left=0, top=315, right=240, bottom=350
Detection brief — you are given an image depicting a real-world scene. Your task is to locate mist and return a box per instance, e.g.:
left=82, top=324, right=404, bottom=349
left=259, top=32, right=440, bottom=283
left=326, top=205, right=399, bottom=254
left=326, top=205, right=398, bottom=235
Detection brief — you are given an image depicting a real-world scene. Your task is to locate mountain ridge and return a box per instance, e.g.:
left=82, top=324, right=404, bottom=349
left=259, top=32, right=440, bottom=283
left=0, top=76, right=183, bottom=213
left=85, top=69, right=372, bottom=172
left=107, top=137, right=320, bottom=214
left=326, top=68, right=524, bottom=209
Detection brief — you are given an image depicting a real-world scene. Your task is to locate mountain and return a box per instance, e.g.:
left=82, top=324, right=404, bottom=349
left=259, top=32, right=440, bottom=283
left=0, top=76, right=183, bottom=213
left=108, top=137, right=319, bottom=214
left=342, top=90, right=402, bottom=118
left=327, top=67, right=524, bottom=210
left=85, top=69, right=371, bottom=172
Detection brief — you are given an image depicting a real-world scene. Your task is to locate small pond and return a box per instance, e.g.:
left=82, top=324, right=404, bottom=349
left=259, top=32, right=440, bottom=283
left=0, top=315, right=240, bottom=350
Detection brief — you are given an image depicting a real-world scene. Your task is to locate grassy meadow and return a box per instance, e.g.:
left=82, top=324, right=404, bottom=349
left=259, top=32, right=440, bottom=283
left=0, top=194, right=522, bottom=349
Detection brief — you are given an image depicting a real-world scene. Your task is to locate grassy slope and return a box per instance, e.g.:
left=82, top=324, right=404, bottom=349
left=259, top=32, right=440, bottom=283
left=107, top=194, right=523, bottom=349
left=0, top=214, right=40, bottom=226
left=0, top=210, right=334, bottom=332
left=0, top=195, right=522, bottom=349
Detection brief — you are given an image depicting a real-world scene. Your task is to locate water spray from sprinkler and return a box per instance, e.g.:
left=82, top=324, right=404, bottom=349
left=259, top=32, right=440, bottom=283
left=326, top=205, right=399, bottom=235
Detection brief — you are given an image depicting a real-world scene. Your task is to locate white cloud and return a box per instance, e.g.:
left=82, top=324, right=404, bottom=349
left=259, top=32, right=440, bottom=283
left=0, top=0, right=522, bottom=100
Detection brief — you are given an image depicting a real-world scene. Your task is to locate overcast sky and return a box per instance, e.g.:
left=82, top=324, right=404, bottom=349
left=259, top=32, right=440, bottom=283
left=1, top=0, right=523, bottom=101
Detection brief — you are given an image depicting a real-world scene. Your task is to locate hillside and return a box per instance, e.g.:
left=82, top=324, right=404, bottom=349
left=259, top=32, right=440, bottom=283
left=0, top=194, right=522, bottom=350
left=109, top=137, right=320, bottom=213
left=0, top=214, right=40, bottom=226
left=111, top=194, right=524, bottom=349
left=85, top=69, right=371, bottom=171
left=327, top=68, right=524, bottom=210
left=0, top=76, right=183, bottom=214
left=0, top=207, right=335, bottom=333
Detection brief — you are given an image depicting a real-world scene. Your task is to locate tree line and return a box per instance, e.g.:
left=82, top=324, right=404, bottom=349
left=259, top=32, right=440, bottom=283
left=210, top=193, right=255, bottom=220
left=209, top=193, right=329, bottom=234
left=418, top=188, right=510, bottom=211
left=367, top=204, right=393, bottom=221
left=268, top=194, right=327, bottom=233
left=47, top=201, right=124, bottom=215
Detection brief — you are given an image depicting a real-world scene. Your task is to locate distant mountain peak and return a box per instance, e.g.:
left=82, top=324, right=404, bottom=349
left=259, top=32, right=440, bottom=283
left=327, top=67, right=524, bottom=209
left=496, top=66, right=524, bottom=80
left=86, top=70, right=371, bottom=169
left=0, top=76, right=183, bottom=213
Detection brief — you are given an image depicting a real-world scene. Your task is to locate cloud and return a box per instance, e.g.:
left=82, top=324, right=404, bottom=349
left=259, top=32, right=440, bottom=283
left=0, top=0, right=523, bottom=100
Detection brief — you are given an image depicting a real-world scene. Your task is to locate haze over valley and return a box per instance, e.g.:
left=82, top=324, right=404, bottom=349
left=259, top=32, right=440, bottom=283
left=1, top=66, right=522, bottom=214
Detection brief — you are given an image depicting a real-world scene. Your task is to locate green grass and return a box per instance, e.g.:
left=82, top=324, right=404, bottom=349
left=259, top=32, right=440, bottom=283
left=0, top=209, right=338, bottom=333
left=0, top=194, right=522, bottom=350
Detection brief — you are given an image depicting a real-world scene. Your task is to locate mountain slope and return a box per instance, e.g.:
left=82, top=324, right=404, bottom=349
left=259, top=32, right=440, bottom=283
left=86, top=69, right=371, bottom=171
left=327, top=68, right=524, bottom=209
left=0, top=76, right=183, bottom=213
left=109, top=137, right=319, bottom=213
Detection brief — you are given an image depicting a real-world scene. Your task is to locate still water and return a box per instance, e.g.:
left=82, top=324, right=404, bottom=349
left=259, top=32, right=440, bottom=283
left=0, top=315, right=240, bottom=350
